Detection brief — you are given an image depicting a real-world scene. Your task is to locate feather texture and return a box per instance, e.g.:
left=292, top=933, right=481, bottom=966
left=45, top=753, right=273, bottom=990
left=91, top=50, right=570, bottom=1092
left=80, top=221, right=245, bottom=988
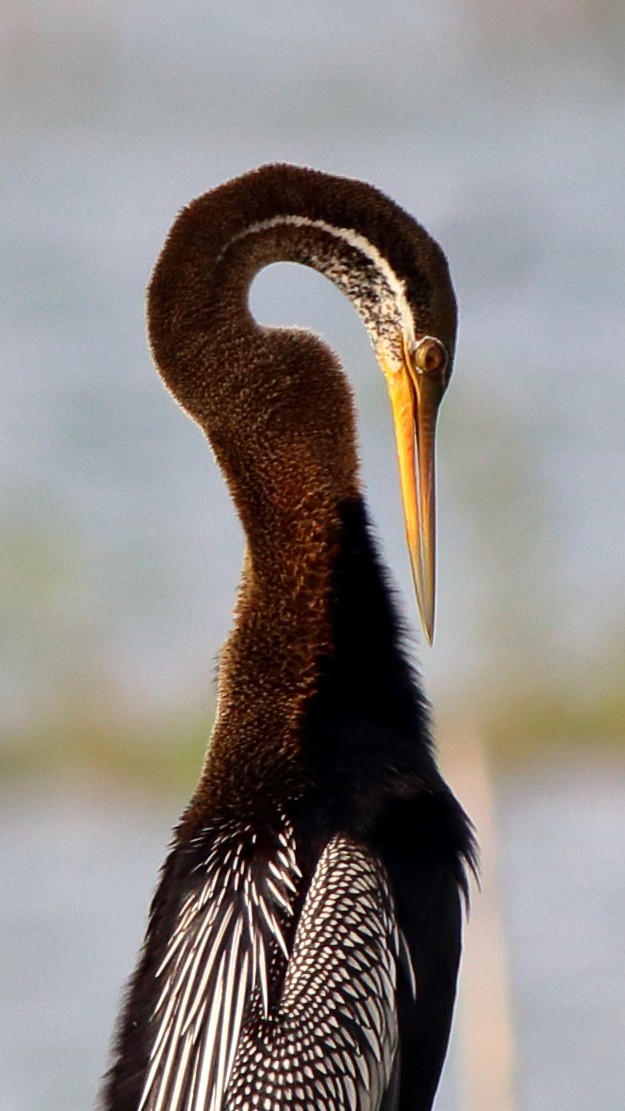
left=101, top=167, right=472, bottom=1111
left=228, top=835, right=403, bottom=1111
left=138, top=819, right=405, bottom=1111
left=139, top=819, right=300, bottom=1111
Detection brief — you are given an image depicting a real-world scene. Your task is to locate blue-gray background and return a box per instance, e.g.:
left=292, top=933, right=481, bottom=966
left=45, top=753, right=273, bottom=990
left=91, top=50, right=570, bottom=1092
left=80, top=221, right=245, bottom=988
left=1, top=2, right=624, bottom=1108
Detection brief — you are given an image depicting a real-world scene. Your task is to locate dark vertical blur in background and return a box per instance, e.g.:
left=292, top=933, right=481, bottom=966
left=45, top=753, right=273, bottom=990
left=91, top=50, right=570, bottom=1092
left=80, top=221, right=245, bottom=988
left=1, top=3, right=624, bottom=1109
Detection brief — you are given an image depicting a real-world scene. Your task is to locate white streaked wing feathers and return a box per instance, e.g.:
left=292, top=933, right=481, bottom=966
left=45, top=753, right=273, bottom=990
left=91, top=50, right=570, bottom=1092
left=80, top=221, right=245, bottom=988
left=227, top=836, right=402, bottom=1111
left=140, top=826, right=408, bottom=1111
left=139, top=822, right=299, bottom=1111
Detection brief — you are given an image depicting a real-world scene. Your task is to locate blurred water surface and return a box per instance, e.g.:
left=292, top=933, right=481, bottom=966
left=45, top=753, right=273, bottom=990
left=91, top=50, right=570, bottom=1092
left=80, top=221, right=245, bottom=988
left=1, top=763, right=623, bottom=1110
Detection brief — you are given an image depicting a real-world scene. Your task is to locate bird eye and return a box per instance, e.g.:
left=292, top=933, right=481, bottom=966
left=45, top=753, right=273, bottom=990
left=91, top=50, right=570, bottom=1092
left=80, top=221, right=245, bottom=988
left=413, top=336, right=448, bottom=377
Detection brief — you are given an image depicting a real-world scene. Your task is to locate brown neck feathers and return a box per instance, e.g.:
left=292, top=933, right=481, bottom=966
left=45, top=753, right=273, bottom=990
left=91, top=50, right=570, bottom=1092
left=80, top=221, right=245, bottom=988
left=147, top=167, right=377, bottom=820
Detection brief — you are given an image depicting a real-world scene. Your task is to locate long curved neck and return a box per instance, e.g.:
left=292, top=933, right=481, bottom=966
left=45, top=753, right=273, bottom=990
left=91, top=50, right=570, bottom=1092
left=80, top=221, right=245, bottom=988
left=146, top=165, right=453, bottom=821
left=148, top=169, right=387, bottom=818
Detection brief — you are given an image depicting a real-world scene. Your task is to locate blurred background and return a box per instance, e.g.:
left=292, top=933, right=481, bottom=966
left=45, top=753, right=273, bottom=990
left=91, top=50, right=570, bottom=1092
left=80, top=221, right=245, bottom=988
left=1, top=1, right=624, bottom=1108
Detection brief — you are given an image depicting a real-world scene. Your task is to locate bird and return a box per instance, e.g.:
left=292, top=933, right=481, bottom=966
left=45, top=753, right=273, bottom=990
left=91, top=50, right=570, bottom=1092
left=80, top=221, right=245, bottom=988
left=101, top=163, right=475, bottom=1111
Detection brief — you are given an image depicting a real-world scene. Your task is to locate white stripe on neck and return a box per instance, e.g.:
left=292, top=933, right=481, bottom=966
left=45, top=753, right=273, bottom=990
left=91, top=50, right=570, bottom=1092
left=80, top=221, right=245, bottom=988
left=227, top=213, right=416, bottom=368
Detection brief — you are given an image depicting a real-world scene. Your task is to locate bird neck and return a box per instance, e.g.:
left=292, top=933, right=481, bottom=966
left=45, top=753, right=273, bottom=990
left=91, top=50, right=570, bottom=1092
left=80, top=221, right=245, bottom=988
left=146, top=164, right=450, bottom=824
left=194, top=495, right=341, bottom=820
left=185, top=494, right=436, bottom=830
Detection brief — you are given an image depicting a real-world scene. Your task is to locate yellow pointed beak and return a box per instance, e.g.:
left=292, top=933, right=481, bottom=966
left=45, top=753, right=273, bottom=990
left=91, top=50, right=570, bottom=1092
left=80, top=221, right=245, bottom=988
left=384, top=338, right=448, bottom=645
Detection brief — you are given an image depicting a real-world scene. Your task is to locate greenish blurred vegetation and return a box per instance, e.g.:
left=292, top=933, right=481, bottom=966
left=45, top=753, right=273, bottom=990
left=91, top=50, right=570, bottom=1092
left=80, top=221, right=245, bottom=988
left=0, top=702, right=211, bottom=795
left=2, top=665, right=624, bottom=794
